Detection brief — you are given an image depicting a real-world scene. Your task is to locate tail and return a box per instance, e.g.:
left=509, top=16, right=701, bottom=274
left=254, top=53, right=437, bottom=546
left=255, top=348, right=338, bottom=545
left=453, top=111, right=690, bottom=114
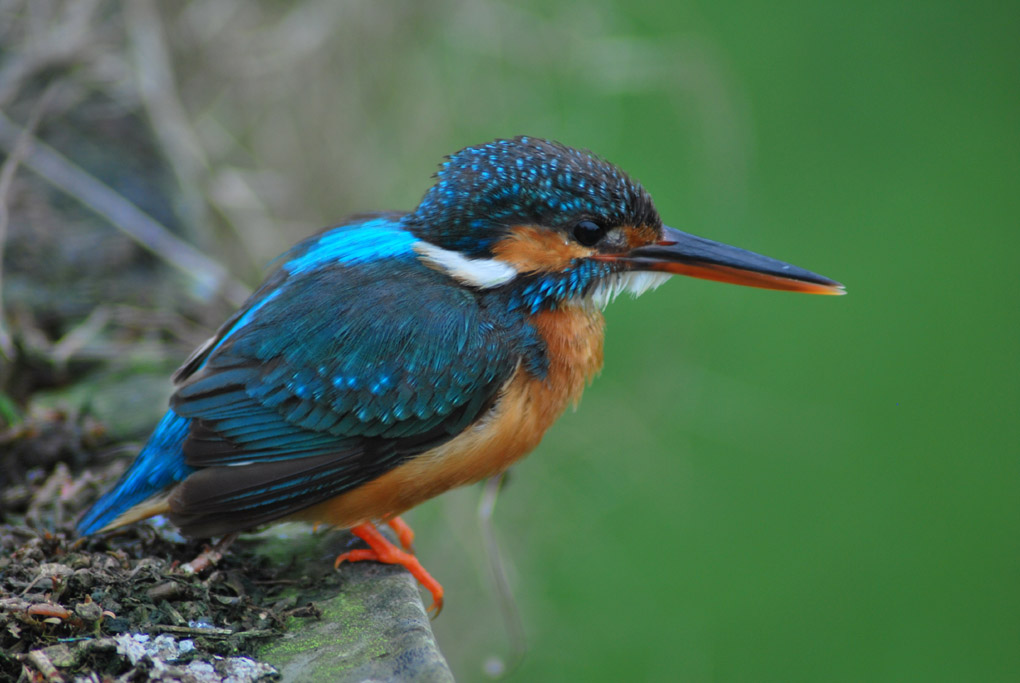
left=77, top=410, right=195, bottom=535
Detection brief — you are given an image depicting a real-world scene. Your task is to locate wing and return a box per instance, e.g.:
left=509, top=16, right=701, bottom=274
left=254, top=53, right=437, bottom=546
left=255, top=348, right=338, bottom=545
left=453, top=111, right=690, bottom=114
left=164, top=218, right=528, bottom=536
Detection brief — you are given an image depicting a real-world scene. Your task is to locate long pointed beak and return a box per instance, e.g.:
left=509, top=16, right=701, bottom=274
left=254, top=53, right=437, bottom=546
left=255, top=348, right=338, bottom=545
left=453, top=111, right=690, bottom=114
left=596, top=226, right=845, bottom=295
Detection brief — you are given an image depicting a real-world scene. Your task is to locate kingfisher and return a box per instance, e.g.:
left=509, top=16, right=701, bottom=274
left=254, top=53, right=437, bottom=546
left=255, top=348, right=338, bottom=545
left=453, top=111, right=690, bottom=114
left=77, top=137, right=843, bottom=613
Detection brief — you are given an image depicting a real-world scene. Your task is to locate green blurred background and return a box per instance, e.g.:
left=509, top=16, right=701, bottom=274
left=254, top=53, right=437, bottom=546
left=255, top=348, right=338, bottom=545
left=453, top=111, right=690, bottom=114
left=8, top=0, right=1019, bottom=680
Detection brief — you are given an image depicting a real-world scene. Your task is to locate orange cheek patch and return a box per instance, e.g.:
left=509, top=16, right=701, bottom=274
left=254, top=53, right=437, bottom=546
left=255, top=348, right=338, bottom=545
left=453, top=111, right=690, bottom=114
left=492, top=225, right=595, bottom=273
left=622, top=224, right=661, bottom=249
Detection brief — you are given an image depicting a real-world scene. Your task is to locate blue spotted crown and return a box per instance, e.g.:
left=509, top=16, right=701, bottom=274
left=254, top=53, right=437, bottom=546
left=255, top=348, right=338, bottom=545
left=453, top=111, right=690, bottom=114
left=406, top=137, right=660, bottom=256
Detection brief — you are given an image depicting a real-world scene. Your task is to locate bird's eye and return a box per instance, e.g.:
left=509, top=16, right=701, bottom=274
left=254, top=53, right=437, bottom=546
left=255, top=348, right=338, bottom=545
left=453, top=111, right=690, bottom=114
left=572, top=220, right=605, bottom=247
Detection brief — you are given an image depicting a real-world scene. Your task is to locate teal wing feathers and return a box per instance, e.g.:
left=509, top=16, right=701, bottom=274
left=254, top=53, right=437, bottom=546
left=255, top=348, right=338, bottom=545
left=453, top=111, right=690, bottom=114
left=79, top=215, right=543, bottom=537
left=169, top=261, right=528, bottom=535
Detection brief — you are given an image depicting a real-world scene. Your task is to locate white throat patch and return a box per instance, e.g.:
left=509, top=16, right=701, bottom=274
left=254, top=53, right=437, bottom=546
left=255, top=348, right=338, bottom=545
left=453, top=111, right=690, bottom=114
left=414, top=242, right=519, bottom=289
left=586, top=271, right=672, bottom=309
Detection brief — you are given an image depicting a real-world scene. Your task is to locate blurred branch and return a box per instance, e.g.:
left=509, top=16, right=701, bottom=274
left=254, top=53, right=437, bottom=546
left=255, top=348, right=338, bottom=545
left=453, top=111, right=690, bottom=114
left=50, top=305, right=111, bottom=370
left=0, top=87, right=58, bottom=360
left=0, top=0, right=101, bottom=110
left=126, top=0, right=210, bottom=245
left=0, top=108, right=250, bottom=308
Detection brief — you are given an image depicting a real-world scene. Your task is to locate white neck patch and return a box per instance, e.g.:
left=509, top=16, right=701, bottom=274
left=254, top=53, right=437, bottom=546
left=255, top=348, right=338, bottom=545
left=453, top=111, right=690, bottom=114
left=415, top=242, right=519, bottom=289
left=585, top=271, right=672, bottom=309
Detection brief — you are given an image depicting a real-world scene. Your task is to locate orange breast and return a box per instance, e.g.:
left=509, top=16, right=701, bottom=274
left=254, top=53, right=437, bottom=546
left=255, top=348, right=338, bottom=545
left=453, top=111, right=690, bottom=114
left=297, top=304, right=606, bottom=528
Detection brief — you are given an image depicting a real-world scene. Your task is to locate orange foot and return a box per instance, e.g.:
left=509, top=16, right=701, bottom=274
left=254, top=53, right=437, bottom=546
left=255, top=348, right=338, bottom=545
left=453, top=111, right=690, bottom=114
left=386, top=516, right=415, bottom=551
left=334, top=520, right=444, bottom=616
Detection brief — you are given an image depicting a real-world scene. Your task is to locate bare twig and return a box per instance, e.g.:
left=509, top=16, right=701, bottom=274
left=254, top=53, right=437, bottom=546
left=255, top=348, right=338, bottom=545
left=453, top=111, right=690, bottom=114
left=478, top=473, right=527, bottom=678
left=0, top=109, right=249, bottom=308
left=179, top=532, right=238, bottom=575
left=27, top=648, right=66, bottom=683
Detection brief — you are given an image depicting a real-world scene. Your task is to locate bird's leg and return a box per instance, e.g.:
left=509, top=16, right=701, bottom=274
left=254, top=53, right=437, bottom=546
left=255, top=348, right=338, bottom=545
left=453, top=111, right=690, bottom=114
left=386, top=516, right=415, bottom=551
left=335, top=522, right=444, bottom=616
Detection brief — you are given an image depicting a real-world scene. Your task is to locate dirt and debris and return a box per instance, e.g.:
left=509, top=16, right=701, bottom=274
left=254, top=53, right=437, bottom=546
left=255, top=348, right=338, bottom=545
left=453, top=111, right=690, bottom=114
left=0, top=4, right=292, bottom=677
left=0, top=408, right=363, bottom=682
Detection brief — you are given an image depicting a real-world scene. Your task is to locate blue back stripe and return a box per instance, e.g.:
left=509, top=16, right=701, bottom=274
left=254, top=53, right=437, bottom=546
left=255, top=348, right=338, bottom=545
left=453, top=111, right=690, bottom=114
left=285, top=217, right=418, bottom=274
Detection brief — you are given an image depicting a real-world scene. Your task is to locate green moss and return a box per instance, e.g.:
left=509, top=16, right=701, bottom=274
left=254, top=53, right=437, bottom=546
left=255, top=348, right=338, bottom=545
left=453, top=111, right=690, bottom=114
left=258, top=591, right=386, bottom=676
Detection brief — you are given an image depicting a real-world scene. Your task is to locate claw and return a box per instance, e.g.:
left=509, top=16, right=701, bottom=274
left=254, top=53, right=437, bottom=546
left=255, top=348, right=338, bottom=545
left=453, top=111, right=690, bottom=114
left=333, top=548, right=379, bottom=565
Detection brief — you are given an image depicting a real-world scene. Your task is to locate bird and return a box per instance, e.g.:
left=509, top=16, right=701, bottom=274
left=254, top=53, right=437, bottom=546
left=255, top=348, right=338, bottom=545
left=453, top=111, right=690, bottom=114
left=77, top=136, right=843, bottom=613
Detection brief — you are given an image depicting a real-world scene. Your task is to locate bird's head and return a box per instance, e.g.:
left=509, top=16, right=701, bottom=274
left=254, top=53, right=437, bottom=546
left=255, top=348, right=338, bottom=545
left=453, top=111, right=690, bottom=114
left=406, top=137, right=843, bottom=311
